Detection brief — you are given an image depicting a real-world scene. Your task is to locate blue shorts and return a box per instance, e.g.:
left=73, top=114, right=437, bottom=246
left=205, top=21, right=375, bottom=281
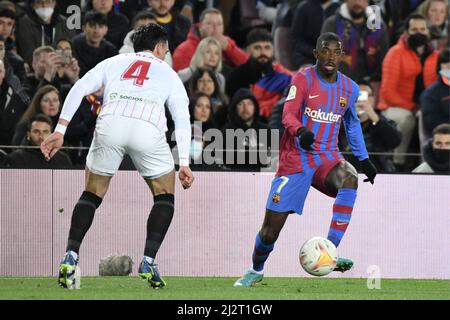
left=265, top=157, right=342, bottom=214
left=266, top=171, right=314, bottom=215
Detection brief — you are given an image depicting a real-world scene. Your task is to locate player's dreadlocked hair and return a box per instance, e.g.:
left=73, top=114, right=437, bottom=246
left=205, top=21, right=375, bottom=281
left=132, top=23, right=168, bottom=53
left=316, top=32, right=342, bottom=49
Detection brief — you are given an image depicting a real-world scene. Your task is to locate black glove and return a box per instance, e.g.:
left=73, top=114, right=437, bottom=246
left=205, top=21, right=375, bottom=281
left=297, top=127, right=315, bottom=151
left=360, top=158, right=377, bottom=184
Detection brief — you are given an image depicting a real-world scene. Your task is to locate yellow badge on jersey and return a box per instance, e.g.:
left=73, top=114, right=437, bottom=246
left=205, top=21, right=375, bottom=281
left=286, top=85, right=297, bottom=101
left=272, top=193, right=281, bottom=203
left=339, top=97, right=347, bottom=108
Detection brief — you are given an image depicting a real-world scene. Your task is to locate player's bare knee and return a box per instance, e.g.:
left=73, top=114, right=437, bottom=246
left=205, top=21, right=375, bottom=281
left=342, top=171, right=358, bottom=189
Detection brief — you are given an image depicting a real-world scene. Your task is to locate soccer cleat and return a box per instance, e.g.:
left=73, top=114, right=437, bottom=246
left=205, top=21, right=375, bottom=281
left=333, top=257, right=354, bottom=272
left=138, top=259, right=166, bottom=289
left=233, top=269, right=264, bottom=287
left=58, top=252, right=79, bottom=289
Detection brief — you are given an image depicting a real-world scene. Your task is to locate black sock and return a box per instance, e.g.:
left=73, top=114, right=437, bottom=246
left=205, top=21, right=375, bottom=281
left=66, top=191, right=103, bottom=254
left=144, top=194, right=175, bottom=258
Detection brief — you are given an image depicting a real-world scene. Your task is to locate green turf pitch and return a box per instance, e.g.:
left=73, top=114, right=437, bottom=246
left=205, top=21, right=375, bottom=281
left=0, top=277, right=448, bottom=300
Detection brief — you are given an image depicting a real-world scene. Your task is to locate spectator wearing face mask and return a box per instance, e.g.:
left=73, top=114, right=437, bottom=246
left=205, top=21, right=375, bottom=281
left=420, top=49, right=450, bottom=141
left=383, top=0, right=425, bottom=45
left=412, top=123, right=450, bottom=174
left=15, top=0, right=76, bottom=66
left=378, top=13, right=439, bottom=171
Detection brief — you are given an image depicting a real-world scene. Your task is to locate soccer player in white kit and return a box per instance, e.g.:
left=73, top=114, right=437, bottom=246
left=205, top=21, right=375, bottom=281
left=41, top=24, right=194, bottom=289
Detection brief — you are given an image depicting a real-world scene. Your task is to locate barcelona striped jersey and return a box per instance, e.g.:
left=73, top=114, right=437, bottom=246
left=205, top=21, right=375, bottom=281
left=277, top=66, right=368, bottom=176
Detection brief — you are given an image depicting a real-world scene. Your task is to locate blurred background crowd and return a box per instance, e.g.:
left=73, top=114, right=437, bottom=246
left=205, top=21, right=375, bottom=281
left=0, top=0, right=448, bottom=174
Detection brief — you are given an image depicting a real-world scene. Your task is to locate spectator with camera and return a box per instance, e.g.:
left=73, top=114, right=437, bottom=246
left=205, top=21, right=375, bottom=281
left=54, top=38, right=80, bottom=86
left=15, top=0, right=76, bottom=66
left=339, top=81, right=402, bottom=173
left=23, top=45, right=79, bottom=102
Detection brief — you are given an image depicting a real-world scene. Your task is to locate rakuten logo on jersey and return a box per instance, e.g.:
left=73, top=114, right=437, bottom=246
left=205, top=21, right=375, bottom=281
left=304, top=107, right=341, bottom=124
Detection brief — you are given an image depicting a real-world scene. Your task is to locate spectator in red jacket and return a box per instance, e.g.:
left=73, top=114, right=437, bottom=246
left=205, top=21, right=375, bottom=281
left=378, top=13, right=439, bottom=170
left=172, top=8, right=248, bottom=72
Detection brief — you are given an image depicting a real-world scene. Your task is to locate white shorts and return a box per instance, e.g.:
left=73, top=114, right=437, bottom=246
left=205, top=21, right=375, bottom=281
left=86, top=114, right=174, bottom=179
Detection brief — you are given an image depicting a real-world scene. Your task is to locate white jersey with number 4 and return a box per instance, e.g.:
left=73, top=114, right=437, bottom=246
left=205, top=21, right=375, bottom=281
left=58, top=51, right=191, bottom=166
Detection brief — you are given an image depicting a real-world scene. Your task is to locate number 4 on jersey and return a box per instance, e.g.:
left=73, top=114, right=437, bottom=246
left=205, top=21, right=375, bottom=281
left=121, top=60, right=151, bottom=86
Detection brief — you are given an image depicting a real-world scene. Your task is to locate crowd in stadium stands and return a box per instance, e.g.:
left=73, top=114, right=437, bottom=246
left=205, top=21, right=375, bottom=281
left=0, top=0, right=448, bottom=174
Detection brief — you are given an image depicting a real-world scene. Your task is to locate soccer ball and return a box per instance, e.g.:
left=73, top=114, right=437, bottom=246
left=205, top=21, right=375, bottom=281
left=299, top=237, right=338, bottom=277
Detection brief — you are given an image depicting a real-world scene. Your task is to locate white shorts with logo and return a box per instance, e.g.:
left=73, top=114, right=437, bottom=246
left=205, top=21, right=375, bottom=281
left=86, top=114, right=174, bottom=179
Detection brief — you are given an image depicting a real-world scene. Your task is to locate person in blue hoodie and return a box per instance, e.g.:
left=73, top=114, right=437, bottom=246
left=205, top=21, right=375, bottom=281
left=420, top=48, right=450, bottom=139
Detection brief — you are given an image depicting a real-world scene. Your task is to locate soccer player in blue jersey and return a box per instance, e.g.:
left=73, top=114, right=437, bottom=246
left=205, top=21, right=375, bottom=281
left=234, top=32, right=378, bottom=287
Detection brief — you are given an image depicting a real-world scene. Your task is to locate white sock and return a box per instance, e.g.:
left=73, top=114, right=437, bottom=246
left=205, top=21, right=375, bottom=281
left=68, top=250, right=78, bottom=260
left=250, top=267, right=263, bottom=275
left=144, top=256, right=155, bottom=264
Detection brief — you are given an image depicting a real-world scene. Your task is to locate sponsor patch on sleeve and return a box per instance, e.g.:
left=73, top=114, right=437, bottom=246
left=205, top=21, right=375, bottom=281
left=286, top=85, right=297, bottom=101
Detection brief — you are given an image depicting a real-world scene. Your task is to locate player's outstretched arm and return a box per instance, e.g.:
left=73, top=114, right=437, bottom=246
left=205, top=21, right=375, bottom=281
left=40, top=60, right=106, bottom=160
